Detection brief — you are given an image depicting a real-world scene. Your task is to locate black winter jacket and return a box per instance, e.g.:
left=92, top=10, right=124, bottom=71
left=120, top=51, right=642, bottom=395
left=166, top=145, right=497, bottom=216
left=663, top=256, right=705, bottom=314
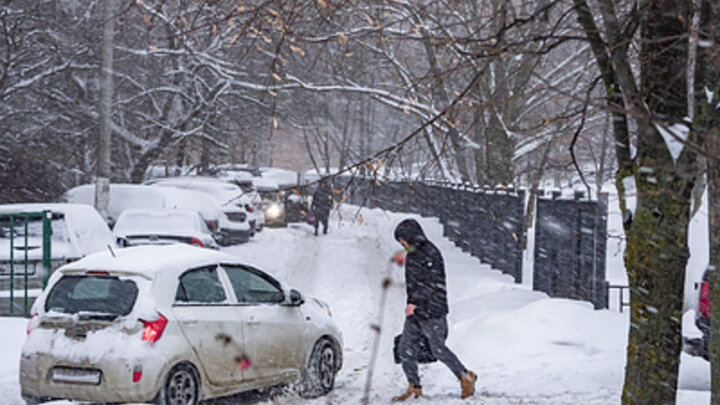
left=394, top=219, right=448, bottom=319
left=311, top=185, right=333, bottom=218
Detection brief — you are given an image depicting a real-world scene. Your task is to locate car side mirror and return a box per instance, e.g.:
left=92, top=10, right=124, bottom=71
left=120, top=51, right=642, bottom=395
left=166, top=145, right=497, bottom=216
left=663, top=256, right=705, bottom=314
left=288, top=289, right=304, bottom=306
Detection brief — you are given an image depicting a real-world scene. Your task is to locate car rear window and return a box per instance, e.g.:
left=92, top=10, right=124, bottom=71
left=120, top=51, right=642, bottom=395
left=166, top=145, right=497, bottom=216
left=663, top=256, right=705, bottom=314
left=0, top=214, right=69, bottom=243
left=44, top=275, right=138, bottom=316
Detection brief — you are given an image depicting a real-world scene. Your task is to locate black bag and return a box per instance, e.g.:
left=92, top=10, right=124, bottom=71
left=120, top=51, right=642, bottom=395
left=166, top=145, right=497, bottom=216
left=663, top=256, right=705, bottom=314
left=393, top=333, right=438, bottom=364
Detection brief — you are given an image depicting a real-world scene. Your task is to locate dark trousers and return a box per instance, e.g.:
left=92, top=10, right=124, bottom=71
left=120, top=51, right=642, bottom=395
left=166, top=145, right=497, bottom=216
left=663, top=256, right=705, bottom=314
left=398, top=315, right=466, bottom=387
left=314, top=212, right=328, bottom=235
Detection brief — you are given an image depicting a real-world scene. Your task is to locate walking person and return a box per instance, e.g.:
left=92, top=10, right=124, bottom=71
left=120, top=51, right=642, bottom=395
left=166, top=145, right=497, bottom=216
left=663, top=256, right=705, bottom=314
left=392, top=218, right=476, bottom=401
left=311, top=181, right=333, bottom=236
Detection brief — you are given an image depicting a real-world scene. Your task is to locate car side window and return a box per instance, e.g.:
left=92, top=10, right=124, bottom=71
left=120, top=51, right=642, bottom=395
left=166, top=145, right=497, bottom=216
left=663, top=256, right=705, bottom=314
left=175, top=266, right=227, bottom=304
left=222, top=265, right=284, bottom=304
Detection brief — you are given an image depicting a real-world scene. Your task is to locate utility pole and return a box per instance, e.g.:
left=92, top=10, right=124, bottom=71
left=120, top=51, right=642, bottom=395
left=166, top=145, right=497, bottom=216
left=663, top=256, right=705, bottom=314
left=95, top=0, right=115, bottom=220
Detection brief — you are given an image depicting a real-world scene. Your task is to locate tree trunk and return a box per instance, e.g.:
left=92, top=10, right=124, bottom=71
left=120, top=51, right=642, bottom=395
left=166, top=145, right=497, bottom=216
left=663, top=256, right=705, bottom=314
left=622, top=1, right=694, bottom=403
left=575, top=0, right=696, bottom=402
left=622, top=171, right=691, bottom=404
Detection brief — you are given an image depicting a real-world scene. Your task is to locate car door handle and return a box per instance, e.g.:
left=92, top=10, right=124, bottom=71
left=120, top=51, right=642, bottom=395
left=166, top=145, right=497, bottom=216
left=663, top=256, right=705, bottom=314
left=247, top=317, right=260, bottom=326
left=182, top=320, right=199, bottom=326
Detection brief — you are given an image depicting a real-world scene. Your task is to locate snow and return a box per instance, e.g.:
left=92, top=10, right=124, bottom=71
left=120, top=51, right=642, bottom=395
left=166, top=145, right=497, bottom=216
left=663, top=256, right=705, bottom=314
left=252, top=177, right=279, bottom=191
left=705, top=86, right=714, bottom=104
left=686, top=187, right=710, bottom=311
left=261, top=168, right=299, bottom=188
left=58, top=244, right=243, bottom=277
left=0, top=205, right=710, bottom=404
left=113, top=209, right=206, bottom=236
left=621, top=176, right=637, bottom=221
left=655, top=122, right=689, bottom=163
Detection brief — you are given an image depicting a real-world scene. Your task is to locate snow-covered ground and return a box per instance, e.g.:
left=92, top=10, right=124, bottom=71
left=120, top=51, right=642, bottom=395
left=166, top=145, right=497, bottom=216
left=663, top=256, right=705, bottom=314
left=0, top=205, right=711, bottom=404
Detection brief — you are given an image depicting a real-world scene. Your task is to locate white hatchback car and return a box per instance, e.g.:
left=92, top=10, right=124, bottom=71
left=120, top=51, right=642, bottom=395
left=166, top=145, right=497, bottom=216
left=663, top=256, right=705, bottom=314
left=20, top=245, right=342, bottom=404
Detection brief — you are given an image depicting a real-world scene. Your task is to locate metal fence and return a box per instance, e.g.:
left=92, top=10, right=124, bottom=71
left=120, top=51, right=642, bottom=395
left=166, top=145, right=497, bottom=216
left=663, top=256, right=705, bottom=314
left=533, top=192, right=608, bottom=309
left=333, top=177, right=608, bottom=309
left=0, top=211, right=53, bottom=317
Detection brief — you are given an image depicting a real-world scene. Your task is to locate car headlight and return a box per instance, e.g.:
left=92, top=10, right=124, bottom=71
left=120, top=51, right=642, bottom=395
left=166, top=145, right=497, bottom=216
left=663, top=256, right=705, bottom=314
left=266, top=204, right=282, bottom=218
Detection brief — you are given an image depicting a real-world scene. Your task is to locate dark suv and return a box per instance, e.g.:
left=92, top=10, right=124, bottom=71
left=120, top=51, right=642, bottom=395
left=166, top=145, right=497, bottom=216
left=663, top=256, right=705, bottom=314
left=696, top=268, right=711, bottom=359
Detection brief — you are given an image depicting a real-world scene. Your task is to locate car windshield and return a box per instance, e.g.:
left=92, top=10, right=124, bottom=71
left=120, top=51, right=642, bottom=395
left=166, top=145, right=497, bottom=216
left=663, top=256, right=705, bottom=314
left=259, top=191, right=280, bottom=202
left=115, top=211, right=200, bottom=235
left=45, top=275, right=138, bottom=316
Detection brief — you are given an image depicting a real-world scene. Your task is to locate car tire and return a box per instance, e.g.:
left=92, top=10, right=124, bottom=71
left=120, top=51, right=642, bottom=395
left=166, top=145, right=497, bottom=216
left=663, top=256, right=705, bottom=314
left=300, top=339, right=336, bottom=398
left=156, top=363, right=200, bottom=405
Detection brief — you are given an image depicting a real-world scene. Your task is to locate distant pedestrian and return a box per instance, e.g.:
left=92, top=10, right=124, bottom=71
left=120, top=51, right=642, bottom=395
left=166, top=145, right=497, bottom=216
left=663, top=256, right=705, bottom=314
left=311, top=181, right=333, bottom=236
left=392, top=218, right=476, bottom=401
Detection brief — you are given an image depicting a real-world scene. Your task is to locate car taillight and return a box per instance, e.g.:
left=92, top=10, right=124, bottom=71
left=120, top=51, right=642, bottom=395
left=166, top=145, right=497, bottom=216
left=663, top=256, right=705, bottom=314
left=190, top=238, right=204, bottom=247
left=132, top=365, right=143, bottom=383
left=700, top=281, right=710, bottom=318
left=26, top=313, right=37, bottom=335
left=142, top=313, right=168, bottom=343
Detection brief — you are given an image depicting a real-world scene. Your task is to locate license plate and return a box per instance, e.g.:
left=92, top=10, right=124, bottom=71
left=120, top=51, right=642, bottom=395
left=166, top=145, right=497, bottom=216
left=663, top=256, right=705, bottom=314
left=51, top=367, right=101, bottom=385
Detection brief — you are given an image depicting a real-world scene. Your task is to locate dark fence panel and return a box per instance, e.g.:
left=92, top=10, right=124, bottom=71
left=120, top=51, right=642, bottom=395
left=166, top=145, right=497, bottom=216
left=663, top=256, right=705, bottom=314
left=533, top=193, right=608, bottom=309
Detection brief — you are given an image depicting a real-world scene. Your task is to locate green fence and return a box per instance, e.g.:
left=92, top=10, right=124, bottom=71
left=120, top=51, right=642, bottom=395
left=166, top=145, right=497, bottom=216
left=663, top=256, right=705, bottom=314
left=1, top=211, right=52, bottom=316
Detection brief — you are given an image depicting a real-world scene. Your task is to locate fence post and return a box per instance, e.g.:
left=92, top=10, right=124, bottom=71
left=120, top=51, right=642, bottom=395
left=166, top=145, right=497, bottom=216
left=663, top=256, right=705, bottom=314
left=43, top=210, right=52, bottom=289
left=593, top=193, right=609, bottom=309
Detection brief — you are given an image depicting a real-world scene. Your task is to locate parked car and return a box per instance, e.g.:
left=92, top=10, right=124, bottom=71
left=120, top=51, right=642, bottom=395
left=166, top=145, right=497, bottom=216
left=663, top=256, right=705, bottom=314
left=60, top=184, right=223, bottom=233
left=0, top=203, right=115, bottom=292
left=220, top=176, right=265, bottom=233
left=20, top=244, right=342, bottom=404
left=144, top=178, right=254, bottom=244
left=114, top=209, right=219, bottom=249
left=253, top=178, right=286, bottom=227
left=696, top=267, right=711, bottom=359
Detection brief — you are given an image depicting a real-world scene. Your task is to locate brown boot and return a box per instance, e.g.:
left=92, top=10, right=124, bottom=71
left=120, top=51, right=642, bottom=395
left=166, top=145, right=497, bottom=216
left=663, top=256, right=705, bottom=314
left=392, top=383, right=422, bottom=402
left=460, top=370, right=477, bottom=399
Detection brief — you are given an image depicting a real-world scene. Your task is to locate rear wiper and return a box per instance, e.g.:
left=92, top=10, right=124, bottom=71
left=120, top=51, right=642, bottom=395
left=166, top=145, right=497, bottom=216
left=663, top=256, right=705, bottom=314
left=77, top=312, right=120, bottom=321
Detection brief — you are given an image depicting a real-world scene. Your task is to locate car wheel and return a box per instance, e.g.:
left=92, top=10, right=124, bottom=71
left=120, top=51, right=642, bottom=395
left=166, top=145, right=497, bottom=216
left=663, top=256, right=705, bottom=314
left=156, top=363, right=200, bottom=405
left=301, top=339, right=336, bottom=398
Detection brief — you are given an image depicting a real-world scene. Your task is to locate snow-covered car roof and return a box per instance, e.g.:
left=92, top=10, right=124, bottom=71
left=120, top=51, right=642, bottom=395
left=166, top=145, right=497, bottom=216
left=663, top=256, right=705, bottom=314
left=62, top=184, right=168, bottom=222
left=147, top=186, right=222, bottom=221
left=252, top=177, right=279, bottom=191
left=113, top=208, right=209, bottom=237
left=218, top=170, right=255, bottom=183
left=147, top=177, right=244, bottom=205
left=59, top=244, right=246, bottom=277
left=262, top=168, right=298, bottom=188
left=62, top=183, right=225, bottom=222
